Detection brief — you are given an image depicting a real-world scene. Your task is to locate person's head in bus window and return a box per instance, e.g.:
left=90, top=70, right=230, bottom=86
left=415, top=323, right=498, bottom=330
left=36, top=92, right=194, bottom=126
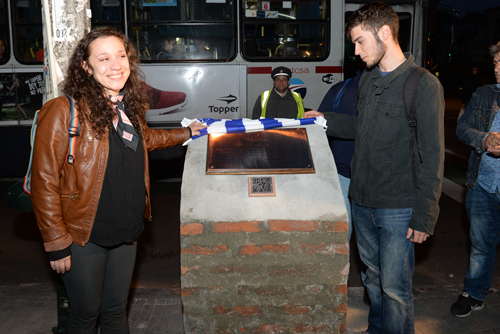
left=0, top=38, right=7, bottom=61
left=192, top=38, right=212, bottom=59
left=156, top=36, right=177, bottom=60
left=271, top=66, right=292, bottom=95
left=344, top=2, right=399, bottom=69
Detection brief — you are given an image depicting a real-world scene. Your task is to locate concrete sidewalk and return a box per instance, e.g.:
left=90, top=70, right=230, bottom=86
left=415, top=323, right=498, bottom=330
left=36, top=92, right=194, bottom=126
left=1, top=283, right=499, bottom=334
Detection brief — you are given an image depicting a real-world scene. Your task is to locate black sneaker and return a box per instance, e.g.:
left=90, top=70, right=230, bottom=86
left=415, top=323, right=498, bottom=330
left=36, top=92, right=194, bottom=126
left=450, top=292, right=484, bottom=317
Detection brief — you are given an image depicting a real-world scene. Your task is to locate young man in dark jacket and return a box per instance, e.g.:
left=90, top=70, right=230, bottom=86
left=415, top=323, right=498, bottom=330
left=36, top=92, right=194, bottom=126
left=305, top=3, right=444, bottom=333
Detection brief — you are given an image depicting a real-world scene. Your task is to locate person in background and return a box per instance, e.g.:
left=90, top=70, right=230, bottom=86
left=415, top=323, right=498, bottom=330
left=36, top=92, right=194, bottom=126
left=252, top=66, right=305, bottom=119
left=304, top=3, right=444, bottom=333
left=155, top=36, right=178, bottom=60
left=452, top=41, right=500, bottom=318
left=191, top=38, right=213, bottom=59
left=30, top=27, right=206, bottom=333
left=0, top=38, right=7, bottom=62
left=318, top=70, right=361, bottom=243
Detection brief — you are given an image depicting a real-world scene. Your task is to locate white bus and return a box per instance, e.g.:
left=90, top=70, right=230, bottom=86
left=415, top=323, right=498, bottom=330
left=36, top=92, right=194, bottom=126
left=0, top=0, right=428, bottom=175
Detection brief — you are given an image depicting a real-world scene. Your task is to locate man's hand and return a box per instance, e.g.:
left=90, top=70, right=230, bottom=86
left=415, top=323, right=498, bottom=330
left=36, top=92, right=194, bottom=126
left=406, top=228, right=429, bottom=244
left=303, top=110, right=324, bottom=119
left=50, top=255, right=71, bottom=274
left=484, top=132, right=500, bottom=156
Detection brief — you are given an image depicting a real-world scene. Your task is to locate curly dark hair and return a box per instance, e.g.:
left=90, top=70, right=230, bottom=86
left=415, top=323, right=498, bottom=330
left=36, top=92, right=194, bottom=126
left=345, top=2, right=399, bottom=43
left=62, top=26, right=149, bottom=137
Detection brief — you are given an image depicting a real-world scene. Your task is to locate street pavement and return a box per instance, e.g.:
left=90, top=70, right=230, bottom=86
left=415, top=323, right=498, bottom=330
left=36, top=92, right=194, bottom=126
left=1, top=98, right=500, bottom=333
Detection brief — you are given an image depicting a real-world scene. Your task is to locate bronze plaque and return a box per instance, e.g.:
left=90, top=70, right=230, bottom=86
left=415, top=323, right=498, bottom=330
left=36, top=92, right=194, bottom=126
left=206, top=128, right=315, bottom=175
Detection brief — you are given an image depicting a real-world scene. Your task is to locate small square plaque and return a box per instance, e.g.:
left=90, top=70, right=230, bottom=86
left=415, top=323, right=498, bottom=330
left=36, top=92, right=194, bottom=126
left=248, top=177, right=276, bottom=197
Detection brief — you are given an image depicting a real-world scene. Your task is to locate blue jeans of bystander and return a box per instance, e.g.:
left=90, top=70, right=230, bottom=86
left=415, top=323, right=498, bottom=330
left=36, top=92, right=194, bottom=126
left=352, top=203, right=415, bottom=334
left=464, top=184, right=500, bottom=301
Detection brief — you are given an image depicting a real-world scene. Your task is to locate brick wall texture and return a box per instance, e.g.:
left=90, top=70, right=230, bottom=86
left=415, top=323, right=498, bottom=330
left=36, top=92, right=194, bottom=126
left=180, top=219, right=349, bottom=333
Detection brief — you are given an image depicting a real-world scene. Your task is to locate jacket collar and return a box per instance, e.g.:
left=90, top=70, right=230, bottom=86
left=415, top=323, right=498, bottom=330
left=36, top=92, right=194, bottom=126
left=369, top=52, right=416, bottom=89
left=490, top=84, right=500, bottom=93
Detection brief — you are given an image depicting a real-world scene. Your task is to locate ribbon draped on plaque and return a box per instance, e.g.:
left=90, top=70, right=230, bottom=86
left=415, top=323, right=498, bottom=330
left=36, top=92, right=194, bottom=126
left=180, top=117, right=327, bottom=146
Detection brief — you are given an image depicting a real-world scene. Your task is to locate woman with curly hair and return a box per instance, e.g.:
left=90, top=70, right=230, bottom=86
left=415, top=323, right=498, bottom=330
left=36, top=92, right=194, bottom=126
left=30, top=26, right=205, bottom=333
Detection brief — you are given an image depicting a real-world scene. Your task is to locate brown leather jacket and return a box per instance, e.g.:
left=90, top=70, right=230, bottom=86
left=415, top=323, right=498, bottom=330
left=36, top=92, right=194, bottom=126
left=30, top=96, right=190, bottom=252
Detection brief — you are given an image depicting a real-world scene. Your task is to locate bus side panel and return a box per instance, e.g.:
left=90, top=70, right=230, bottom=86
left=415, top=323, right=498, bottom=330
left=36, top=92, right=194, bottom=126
left=142, top=64, right=246, bottom=123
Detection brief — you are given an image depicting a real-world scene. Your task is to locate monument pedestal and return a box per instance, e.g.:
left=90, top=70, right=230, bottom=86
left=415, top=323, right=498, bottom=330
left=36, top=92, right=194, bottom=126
left=180, top=124, right=348, bottom=333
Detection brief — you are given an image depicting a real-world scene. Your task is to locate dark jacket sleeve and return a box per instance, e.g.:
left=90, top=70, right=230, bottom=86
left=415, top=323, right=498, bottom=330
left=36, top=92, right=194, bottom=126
left=408, top=73, right=445, bottom=235
left=456, top=87, right=490, bottom=154
left=323, top=112, right=357, bottom=140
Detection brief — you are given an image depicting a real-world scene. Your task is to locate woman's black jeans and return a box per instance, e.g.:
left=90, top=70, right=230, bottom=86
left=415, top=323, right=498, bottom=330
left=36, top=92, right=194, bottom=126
left=61, top=241, right=137, bottom=334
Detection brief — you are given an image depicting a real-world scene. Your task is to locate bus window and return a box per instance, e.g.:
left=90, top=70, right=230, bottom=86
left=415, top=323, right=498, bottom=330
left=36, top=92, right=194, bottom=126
left=12, top=0, right=43, bottom=64
left=91, top=0, right=124, bottom=31
left=242, top=0, right=329, bottom=61
left=0, top=1, right=9, bottom=64
left=130, top=24, right=235, bottom=61
left=129, top=0, right=236, bottom=62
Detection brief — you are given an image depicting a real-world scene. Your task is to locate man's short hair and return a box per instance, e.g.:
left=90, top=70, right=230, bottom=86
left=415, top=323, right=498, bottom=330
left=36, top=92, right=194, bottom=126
left=489, top=41, right=500, bottom=57
left=345, top=2, right=399, bottom=43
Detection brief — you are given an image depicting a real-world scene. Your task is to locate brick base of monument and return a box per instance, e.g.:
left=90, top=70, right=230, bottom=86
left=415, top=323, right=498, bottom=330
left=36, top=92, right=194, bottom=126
left=180, top=219, right=349, bottom=333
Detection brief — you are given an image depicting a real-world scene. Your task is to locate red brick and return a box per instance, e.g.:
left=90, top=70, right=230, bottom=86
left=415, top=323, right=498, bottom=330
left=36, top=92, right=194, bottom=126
left=334, top=284, right=348, bottom=294
left=213, top=305, right=230, bottom=314
left=240, top=243, right=290, bottom=255
left=295, top=324, right=327, bottom=333
left=268, top=220, right=319, bottom=232
left=181, top=245, right=229, bottom=255
left=180, top=223, right=204, bottom=235
left=285, top=305, right=311, bottom=314
left=211, top=221, right=261, bottom=233
left=339, top=323, right=345, bottom=334
left=210, top=265, right=261, bottom=275
left=331, top=304, right=347, bottom=313
left=334, top=221, right=348, bottom=232
left=324, top=222, right=335, bottom=232
left=181, top=266, right=202, bottom=276
left=232, top=305, right=263, bottom=316
left=181, top=288, right=199, bottom=297
left=299, top=242, right=349, bottom=255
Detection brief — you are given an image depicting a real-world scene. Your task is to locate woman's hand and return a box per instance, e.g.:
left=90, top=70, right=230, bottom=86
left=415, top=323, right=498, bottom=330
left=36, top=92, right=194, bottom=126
left=188, top=120, right=207, bottom=137
left=50, top=255, right=72, bottom=274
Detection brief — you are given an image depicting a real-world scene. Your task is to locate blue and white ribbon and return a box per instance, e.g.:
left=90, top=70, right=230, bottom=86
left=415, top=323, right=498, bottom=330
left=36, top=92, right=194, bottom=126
left=180, top=117, right=327, bottom=146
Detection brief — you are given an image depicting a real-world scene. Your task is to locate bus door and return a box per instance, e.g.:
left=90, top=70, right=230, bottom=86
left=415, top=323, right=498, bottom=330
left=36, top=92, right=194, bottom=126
left=241, top=0, right=344, bottom=115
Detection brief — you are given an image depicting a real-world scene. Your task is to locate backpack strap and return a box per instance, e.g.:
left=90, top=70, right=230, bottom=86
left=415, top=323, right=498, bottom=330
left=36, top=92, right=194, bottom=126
left=403, top=66, right=429, bottom=188
left=334, top=78, right=353, bottom=111
left=66, top=96, right=80, bottom=165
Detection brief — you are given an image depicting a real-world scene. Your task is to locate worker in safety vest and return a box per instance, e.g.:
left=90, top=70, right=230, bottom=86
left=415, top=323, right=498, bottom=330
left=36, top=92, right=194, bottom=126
left=251, top=66, right=305, bottom=119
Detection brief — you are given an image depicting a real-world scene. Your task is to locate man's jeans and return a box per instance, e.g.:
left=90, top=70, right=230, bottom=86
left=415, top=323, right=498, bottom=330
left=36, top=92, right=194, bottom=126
left=338, top=174, right=353, bottom=242
left=464, top=184, right=500, bottom=301
left=352, top=203, right=415, bottom=334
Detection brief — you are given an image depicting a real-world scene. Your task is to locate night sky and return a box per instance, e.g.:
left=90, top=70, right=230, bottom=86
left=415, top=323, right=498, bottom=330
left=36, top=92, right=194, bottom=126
left=439, top=0, right=500, bottom=17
